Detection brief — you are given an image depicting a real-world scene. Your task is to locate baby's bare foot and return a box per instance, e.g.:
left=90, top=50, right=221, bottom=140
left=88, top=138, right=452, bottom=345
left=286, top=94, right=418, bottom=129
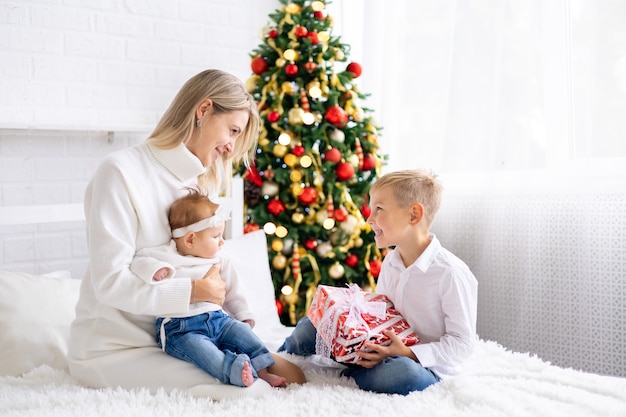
left=258, top=368, right=288, bottom=388
left=241, top=361, right=255, bottom=387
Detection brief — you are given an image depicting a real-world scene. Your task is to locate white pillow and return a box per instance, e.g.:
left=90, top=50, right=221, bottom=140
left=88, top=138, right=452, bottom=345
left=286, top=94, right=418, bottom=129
left=0, top=231, right=289, bottom=377
left=221, top=230, right=293, bottom=351
left=0, top=270, right=80, bottom=376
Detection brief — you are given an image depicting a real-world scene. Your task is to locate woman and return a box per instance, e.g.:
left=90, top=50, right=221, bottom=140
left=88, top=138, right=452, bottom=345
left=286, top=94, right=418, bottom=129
left=68, top=69, right=304, bottom=399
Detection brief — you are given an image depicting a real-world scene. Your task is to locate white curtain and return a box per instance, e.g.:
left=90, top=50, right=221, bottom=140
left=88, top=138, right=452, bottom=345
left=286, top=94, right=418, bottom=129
left=330, top=0, right=626, bottom=376
left=334, top=0, right=626, bottom=188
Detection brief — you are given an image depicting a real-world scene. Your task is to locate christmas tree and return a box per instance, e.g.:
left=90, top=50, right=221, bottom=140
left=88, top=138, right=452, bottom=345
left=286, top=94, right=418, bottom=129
left=240, top=0, right=386, bottom=325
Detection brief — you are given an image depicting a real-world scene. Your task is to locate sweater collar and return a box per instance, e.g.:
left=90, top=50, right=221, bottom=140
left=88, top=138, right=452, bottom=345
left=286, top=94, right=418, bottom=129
left=148, top=142, right=206, bottom=182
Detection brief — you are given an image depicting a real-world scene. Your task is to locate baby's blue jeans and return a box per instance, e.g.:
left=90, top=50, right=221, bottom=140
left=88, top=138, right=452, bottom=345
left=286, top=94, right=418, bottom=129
left=156, top=311, right=274, bottom=387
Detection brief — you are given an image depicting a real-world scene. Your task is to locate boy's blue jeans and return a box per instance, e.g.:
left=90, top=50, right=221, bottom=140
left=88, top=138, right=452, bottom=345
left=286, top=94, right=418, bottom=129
left=278, top=316, right=440, bottom=395
left=156, top=311, right=274, bottom=387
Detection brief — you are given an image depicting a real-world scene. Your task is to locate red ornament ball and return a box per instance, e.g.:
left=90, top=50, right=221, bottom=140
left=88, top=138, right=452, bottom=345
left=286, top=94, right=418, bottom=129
left=335, top=162, right=354, bottom=181
left=334, top=206, right=349, bottom=222
left=307, top=31, right=319, bottom=44
left=304, top=61, right=318, bottom=73
left=267, top=199, right=286, bottom=216
left=294, top=26, right=308, bottom=37
left=267, top=111, right=280, bottom=123
left=304, top=238, right=318, bottom=250
left=360, top=203, right=371, bottom=219
left=345, top=253, right=358, bottom=268
left=285, top=63, right=298, bottom=76
left=361, top=154, right=376, bottom=171
left=268, top=29, right=278, bottom=39
left=325, top=105, right=348, bottom=127
left=346, top=62, right=362, bottom=78
left=251, top=56, right=268, bottom=75
left=298, top=186, right=318, bottom=205
left=275, top=299, right=284, bottom=316
left=323, top=148, right=342, bottom=164
left=369, top=259, right=382, bottom=278
left=244, top=222, right=260, bottom=234
left=292, top=145, right=305, bottom=156
left=314, top=11, right=324, bottom=19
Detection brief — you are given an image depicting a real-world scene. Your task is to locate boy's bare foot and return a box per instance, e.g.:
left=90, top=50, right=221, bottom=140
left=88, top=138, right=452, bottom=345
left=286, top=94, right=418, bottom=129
left=258, top=368, right=288, bottom=388
left=241, top=361, right=255, bottom=387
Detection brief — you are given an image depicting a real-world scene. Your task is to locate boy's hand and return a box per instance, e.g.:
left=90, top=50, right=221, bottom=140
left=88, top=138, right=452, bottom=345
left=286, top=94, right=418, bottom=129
left=356, top=330, right=417, bottom=368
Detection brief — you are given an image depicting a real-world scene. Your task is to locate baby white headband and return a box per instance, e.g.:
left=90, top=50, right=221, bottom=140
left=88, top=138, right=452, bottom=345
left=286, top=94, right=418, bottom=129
left=171, top=201, right=231, bottom=238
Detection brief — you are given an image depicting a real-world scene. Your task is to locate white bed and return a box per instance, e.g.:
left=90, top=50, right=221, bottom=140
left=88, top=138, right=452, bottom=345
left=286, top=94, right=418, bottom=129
left=1, top=202, right=625, bottom=417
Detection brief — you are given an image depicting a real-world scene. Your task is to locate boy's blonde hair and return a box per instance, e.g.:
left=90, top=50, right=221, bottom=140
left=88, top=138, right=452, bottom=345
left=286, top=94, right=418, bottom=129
left=168, top=188, right=219, bottom=232
left=370, top=169, right=443, bottom=227
left=147, top=69, right=260, bottom=195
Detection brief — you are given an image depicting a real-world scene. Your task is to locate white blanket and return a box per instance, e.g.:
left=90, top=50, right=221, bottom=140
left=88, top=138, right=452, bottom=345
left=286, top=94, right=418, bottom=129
left=2, top=340, right=625, bottom=417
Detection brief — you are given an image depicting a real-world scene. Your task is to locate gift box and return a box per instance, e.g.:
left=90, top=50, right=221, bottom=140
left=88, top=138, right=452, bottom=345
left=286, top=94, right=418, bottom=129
left=307, top=284, right=419, bottom=363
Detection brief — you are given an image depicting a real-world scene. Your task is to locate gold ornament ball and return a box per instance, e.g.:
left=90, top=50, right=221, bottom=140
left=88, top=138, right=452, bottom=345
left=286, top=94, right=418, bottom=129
left=352, top=107, right=365, bottom=122
left=292, top=212, right=305, bottom=224
left=245, top=76, right=258, bottom=93
left=288, top=107, right=304, bottom=125
left=315, top=209, right=328, bottom=226
left=328, top=262, right=345, bottom=280
left=291, top=183, right=303, bottom=197
left=281, top=81, right=296, bottom=95
left=272, top=254, right=287, bottom=270
left=311, top=1, right=325, bottom=11
left=275, top=225, right=288, bottom=238
left=285, top=3, right=302, bottom=14
left=271, top=238, right=284, bottom=252
left=316, top=241, right=333, bottom=257
left=282, top=291, right=299, bottom=305
left=273, top=144, right=288, bottom=158
left=284, top=153, right=298, bottom=168
left=290, top=169, right=302, bottom=182
left=300, top=155, right=313, bottom=168
left=261, top=181, right=279, bottom=197
left=283, top=49, right=297, bottom=61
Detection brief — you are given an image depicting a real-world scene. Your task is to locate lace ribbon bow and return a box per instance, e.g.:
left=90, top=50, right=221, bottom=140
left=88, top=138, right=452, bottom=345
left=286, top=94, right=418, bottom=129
left=315, top=284, right=387, bottom=358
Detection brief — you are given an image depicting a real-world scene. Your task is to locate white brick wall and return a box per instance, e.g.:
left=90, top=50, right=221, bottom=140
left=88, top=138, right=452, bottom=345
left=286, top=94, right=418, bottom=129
left=0, top=0, right=281, bottom=277
left=0, top=0, right=278, bottom=129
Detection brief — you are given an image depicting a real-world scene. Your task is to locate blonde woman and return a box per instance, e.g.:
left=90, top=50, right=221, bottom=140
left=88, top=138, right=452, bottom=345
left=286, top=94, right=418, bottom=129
left=68, top=70, right=304, bottom=399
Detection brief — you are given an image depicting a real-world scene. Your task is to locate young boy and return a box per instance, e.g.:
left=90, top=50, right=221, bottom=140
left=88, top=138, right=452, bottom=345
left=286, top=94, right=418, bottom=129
left=131, top=189, right=287, bottom=388
left=278, top=169, right=478, bottom=395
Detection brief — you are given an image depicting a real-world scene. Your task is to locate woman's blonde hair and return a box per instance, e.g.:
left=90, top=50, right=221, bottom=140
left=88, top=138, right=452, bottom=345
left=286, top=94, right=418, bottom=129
left=147, top=69, right=260, bottom=194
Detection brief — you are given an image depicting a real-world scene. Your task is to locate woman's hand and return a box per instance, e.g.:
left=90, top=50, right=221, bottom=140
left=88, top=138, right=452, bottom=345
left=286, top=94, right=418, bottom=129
left=191, top=264, right=226, bottom=305
left=355, top=330, right=417, bottom=368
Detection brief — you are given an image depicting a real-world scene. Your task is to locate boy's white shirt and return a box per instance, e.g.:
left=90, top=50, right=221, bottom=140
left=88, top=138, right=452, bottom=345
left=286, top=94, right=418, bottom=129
left=131, top=241, right=255, bottom=323
left=375, top=233, right=478, bottom=379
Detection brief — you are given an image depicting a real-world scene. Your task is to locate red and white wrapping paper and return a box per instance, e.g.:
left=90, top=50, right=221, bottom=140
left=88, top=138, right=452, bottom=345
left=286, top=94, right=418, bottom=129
left=307, top=284, right=420, bottom=363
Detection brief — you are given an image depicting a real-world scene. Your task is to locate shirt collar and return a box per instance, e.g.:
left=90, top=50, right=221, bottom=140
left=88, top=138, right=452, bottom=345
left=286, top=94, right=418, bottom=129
left=148, top=142, right=206, bottom=182
left=387, top=233, right=442, bottom=273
